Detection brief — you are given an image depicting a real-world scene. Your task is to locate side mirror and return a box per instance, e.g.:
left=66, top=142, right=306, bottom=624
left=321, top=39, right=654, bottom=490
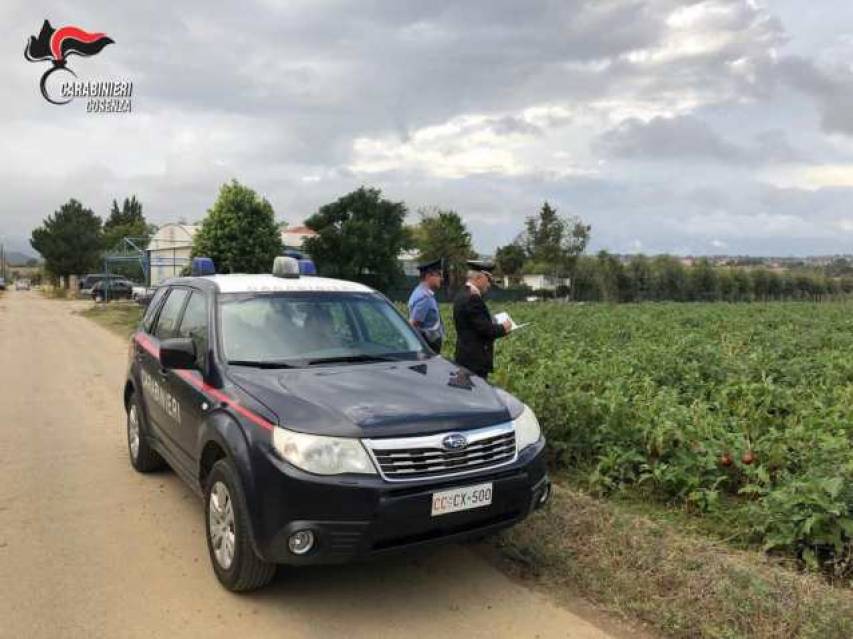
left=159, top=338, right=197, bottom=370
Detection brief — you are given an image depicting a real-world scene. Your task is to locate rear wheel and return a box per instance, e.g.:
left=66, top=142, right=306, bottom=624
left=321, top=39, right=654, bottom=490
left=127, top=393, right=165, bottom=472
left=205, top=459, right=276, bottom=591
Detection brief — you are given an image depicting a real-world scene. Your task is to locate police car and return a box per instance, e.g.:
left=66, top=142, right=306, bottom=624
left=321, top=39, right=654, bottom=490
left=124, top=257, right=549, bottom=591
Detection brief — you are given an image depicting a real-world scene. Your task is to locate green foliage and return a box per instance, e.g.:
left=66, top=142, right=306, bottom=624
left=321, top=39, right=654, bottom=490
left=441, top=301, right=853, bottom=577
left=303, top=186, right=409, bottom=292
left=518, top=201, right=590, bottom=278
left=571, top=254, right=851, bottom=303
left=412, top=208, right=476, bottom=288
left=103, top=195, right=149, bottom=251
left=30, top=199, right=103, bottom=280
left=192, top=180, right=282, bottom=274
left=495, top=243, right=526, bottom=277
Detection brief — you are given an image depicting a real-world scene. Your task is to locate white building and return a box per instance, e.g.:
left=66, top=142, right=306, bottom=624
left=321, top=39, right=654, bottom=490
left=398, top=249, right=420, bottom=277
left=281, top=225, right=317, bottom=249
left=505, top=273, right=571, bottom=291
left=147, top=224, right=199, bottom=285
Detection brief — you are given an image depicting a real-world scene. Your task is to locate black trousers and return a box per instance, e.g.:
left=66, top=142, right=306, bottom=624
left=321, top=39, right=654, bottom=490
left=426, top=337, right=443, bottom=354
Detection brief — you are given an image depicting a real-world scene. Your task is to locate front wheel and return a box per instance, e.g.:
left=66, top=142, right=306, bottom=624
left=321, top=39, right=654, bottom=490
left=127, top=393, right=165, bottom=472
left=205, top=459, right=276, bottom=591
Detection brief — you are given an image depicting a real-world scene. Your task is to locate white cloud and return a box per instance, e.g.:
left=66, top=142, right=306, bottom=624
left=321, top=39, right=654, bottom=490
left=763, top=164, right=853, bottom=189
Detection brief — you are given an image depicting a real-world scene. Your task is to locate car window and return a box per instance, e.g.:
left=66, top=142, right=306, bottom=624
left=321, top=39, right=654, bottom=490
left=142, top=288, right=168, bottom=333
left=219, top=292, right=424, bottom=363
left=177, top=291, right=209, bottom=367
left=154, top=288, right=189, bottom=340
left=357, top=303, right=411, bottom=352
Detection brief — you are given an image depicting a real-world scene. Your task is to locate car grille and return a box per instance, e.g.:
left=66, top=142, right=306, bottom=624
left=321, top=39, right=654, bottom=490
left=363, top=423, right=517, bottom=482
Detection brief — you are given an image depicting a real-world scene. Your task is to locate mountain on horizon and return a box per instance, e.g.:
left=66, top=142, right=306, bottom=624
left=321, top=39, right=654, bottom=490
left=2, top=250, right=39, bottom=266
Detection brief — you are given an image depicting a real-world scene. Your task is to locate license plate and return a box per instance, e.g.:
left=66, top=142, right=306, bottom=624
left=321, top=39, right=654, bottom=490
left=431, top=482, right=493, bottom=517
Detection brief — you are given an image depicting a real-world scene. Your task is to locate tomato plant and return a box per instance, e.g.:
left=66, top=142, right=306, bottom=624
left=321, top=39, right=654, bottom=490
left=439, top=301, right=853, bottom=576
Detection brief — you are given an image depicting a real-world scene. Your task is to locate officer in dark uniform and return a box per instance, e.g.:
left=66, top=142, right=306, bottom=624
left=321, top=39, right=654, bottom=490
left=452, top=261, right=512, bottom=380
left=408, top=258, right=445, bottom=353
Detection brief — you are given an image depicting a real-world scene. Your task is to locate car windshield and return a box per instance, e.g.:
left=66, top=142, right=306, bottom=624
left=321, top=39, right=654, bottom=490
left=219, top=292, right=428, bottom=366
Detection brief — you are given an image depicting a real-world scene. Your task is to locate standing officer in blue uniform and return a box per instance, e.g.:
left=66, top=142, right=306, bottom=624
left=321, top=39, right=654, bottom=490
left=408, top=258, right=445, bottom=353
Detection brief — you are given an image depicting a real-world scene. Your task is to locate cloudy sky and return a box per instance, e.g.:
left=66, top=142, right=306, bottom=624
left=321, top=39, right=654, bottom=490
left=3, top=0, right=853, bottom=257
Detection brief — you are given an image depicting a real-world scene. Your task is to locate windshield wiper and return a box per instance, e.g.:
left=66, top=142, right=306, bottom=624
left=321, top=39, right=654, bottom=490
left=306, top=354, right=399, bottom=366
left=227, top=360, right=301, bottom=369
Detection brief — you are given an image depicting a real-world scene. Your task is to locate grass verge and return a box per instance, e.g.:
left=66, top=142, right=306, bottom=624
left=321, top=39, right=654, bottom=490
left=491, top=480, right=853, bottom=639
left=79, top=302, right=143, bottom=338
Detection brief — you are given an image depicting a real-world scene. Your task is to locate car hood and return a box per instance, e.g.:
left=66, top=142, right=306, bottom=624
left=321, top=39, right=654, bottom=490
left=228, top=357, right=513, bottom=437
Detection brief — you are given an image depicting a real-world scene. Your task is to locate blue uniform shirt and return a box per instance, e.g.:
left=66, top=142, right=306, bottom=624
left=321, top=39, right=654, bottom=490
left=408, top=284, right=444, bottom=337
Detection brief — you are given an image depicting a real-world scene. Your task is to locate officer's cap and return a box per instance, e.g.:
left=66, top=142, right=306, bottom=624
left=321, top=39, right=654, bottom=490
left=466, top=260, right=496, bottom=282
left=417, top=258, right=443, bottom=277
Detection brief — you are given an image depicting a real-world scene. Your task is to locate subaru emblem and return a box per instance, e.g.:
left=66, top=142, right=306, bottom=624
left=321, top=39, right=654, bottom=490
left=442, top=433, right=468, bottom=451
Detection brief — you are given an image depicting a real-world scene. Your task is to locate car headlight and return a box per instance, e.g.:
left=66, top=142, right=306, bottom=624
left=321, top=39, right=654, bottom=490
left=514, top=404, right=542, bottom=451
left=272, top=427, right=376, bottom=475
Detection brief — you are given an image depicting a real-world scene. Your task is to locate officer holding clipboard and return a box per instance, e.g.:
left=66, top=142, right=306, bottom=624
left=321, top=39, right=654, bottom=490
left=408, top=258, right=445, bottom=353
left=452, top=260, right=512, bottom=381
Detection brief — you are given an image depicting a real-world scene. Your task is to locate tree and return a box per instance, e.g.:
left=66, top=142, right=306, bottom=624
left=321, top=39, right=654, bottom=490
left=651, top=255, right=688, bottom=301
left=192, top=180, right=282, bottom=274
left=495, top=243, right=526, bottom=280
left=522, top=202, right=564, bottom=265
left=688, top=259, right=720, bottom=301
left=103, top=195, right=150, bottom=250
left=413, top=208, right=476, bottom=289
left=30, top=199, right=103, bottom=285
left=518, top=202, right=591, bottom=299
left=626, top=255, right=653, bottom=301
left=303, top=186, right=409, bottom=291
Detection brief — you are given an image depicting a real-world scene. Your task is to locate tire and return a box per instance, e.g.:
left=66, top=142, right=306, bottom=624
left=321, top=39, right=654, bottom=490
left=127, top=393, right=165, bottom=472
left=205, top=459, right=276, bottom=592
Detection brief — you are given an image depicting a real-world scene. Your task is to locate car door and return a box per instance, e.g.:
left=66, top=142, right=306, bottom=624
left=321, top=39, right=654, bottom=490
left=141, top=287, right=189, bottom=460
left=168, top=289, right=211, bottom=463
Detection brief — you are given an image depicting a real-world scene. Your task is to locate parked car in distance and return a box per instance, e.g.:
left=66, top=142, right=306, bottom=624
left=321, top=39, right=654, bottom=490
left=0, top=277, right=6, bottom=291
left=92, top=278, right=135, bottom=302
left=15, top=279, right=31, bottom=291
left=132, top=285, right=158, bottom=305
left=80, top=273, right=125, bottom=296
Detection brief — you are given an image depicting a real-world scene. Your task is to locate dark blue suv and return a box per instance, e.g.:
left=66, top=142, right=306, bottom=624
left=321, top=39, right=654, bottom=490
left=124, top=263, right=549, bottom=591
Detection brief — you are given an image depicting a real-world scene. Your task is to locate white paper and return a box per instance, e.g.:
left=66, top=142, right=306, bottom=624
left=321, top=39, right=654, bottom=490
left=494, top=312, right=524, bottom=331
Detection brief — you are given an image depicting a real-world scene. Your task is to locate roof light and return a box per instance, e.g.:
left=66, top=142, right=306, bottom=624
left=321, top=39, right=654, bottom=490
left=273, top=256, right=300, bottom=278
left=298, top=259, right=317, bottom=276
left=192, top=257, right=216, bottom=276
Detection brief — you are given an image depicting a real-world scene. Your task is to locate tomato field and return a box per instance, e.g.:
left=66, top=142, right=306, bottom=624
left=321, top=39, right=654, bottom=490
left=441, top=301, right=853, bottom=578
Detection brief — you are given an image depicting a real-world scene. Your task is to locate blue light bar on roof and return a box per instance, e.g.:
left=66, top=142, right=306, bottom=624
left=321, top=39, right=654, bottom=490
left=191, top=257, right=216, bottom=276
left=298, top=259, right=317, bottom=275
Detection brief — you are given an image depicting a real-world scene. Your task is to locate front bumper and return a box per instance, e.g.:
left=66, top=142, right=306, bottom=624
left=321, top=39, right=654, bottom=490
left=249, top=438, right=549, bottom=565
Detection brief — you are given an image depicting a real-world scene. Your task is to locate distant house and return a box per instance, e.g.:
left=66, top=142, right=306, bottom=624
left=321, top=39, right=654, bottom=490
left=147, top=223, right=199, bottom=285
left=398, top=249, right=420, bottom=278
left=281, top=225, right=318, bottom=249
left=511, top=273, right=570, bottom=291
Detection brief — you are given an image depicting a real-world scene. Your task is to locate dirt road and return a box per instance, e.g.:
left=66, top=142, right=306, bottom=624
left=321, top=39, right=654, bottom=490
left=0, top=291, right=619, bottom=639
